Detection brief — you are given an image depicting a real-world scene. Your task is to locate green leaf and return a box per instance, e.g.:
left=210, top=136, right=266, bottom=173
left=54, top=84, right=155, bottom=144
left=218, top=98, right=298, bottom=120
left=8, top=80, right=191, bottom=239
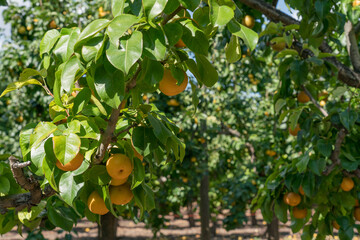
left=106, top=14, right=139, bottom=46
left=164, top=22, right=183, bottom=46
left=274, top=200, right=288, bottom=223
left=52, top=133, right=81, bottom=165
left=317, top=139, right=332, bottom=157
left=47, top=206, right=74, bottom=231
left=296, top=151, right=310, bottom=173
left=290, top=60, right=308, bottom=85
left=227, top=19, right=258, bottom=51
left=289, top=108, right=302, bottom=131
left=111, top=0, right=125, bottom=17
left=132, top=158, right=145, bottom=189
left=147, top=114, right=172, bottom=145
left=74, top=19, right=110, bottom=51
left=30, top=139, right=46, bottom=176
left=0, top=79, right=42, bottom=98
left=142, top=183, right=155, bottom=211
left=29, top=122, right=57, bottom=149
left=143, top=27, right=166, bottom=61
left=54, top=28, right=80, bottom=62
left=19, top=68, right=43, bottom=82
left=181, top=19, right=209, bottom=55
left=275, top=99, right=287, bottom=114
left=275, top=49, right=299, bottom=58
left=137, top=58, right=164, bottom=92
left=308, top=158, right=326, bottom=176
left=59, top=171, right=84, bottom=206
left=209, top=0, right=234, bottom=27
left=340, top=109, right=358, bottom=130
left=73, top=88, right=92, bottom=114
left=132, top=127, right=156, bottom=157
left=94, top=64, right=125, bottom=109
left=178, top=0, right=200, bottom=11
left=195, top=54, right=218, bottom=87
left=0, top=176, right=10, bottom=194
left=20, top=123, right=37, bottom=159
left=143, top=0, right=167, bottom=20
left=225, top=35, right=241, bottom=63
left=40, top=30, right=60, bottom=57
left=106, top=31, right=143, bottom=74
left=82, top=36, right=104, bottom=62
left=85, top=165, right=110, bottom=185
left=61, top=55, right=81, bottom=93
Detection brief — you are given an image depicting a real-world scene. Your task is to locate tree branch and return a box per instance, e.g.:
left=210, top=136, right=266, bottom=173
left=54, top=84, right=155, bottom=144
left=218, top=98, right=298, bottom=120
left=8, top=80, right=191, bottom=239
left=0, top=157, right=56, bottom=213
left=272, top=0, right=279, bottom=7
left=238, top=0, right=360, bottom=88
left=245, top=142, right=256, bottom=164
left=344, top=21, right=360, bottom=73
left=323, top=128, right=347, bottom=176
left=93, top=66, right=142, bottom=165
left=161, top=6, right=184, bottom=26
left=301, top=85, right=328, bottom=117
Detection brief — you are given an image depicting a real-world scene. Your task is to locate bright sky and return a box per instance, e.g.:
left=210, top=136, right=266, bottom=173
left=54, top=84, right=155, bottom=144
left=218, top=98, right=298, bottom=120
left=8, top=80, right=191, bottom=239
left=0, top=0, right=299, bottom=46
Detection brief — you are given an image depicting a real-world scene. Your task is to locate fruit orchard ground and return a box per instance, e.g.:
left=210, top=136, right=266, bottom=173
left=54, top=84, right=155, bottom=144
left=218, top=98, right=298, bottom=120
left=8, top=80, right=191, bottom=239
left=2, top=209, right=345, bottom=240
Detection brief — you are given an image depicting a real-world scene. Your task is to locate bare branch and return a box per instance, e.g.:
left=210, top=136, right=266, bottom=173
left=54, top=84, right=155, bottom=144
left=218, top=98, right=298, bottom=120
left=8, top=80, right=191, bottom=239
left=245, top=142, right=256, bottom=164
left=344, top=21, right=360, bottom=73
left=238, top=0, right=360, bottom=88
left=301, top=85, right=328, bottom=117
left=220, top=122, right=241, bottom=137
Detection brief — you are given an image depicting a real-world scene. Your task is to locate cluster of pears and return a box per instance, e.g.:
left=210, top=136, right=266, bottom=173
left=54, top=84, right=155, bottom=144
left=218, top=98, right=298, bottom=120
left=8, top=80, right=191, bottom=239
left=87, top=153, right=135, bottom=215
left=88, top=142, right=143, bottom=215
left=282, top=177, right=360, bottom=229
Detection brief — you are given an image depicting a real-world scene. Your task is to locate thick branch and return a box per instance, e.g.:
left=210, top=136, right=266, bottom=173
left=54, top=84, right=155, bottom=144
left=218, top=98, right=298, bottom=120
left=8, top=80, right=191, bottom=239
left=301, top=86, right=328, bottom=117
left=245, top=142, right=256, bottom=164
left=220, top=122, right=241, bottom=137
left=238, top=0, right=299, bottom=25
left=93, top=66, right=142, bottom=164
left=9, top=157, right=42, bottom=206
left=238, top=0, right=360, bottom=88
left=0, top=157, right=56, bottom=213
left=344, top=21, right=360, bottom=73
left=323, top=128, right=347, bottom=176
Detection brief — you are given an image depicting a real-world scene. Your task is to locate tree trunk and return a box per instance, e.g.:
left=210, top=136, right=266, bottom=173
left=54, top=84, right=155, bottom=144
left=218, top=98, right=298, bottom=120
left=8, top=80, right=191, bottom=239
left=200, top=172, right=210, bottom=240
left=266, top=214, right=279, bottom=240
left=251, top=211, right=257, bottom=226
left=210, top=217, right=217, bottom=237
left=187, top=201, right=195, bottom=227
left=200, top=120, right=210, bottom=240
left=98, top=213, right=118, bottom=240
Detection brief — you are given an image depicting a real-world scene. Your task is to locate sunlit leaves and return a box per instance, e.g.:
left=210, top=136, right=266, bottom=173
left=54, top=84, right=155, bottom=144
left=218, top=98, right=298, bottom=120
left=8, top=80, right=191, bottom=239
left=106, top=31, right=143, bottom=74
left=52, top=133, right=81, bottom=165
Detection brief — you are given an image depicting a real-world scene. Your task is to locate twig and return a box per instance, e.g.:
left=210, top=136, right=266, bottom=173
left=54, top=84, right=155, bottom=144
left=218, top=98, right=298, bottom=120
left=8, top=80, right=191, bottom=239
left=238, top=0, right=360, bottom=88
left=323, top=128, right=347, bottom=176
left=344, top=21, right=360, bottom=73
left=112, top=123, right=138, bottom=142
left=301, top=85, right=328, bottom=117
left=161, top=6, right=184, bottom=26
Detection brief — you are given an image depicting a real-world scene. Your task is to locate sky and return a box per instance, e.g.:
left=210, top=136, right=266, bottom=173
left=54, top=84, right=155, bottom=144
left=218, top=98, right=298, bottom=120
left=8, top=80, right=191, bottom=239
left=0, top=0, right=299, bottom=46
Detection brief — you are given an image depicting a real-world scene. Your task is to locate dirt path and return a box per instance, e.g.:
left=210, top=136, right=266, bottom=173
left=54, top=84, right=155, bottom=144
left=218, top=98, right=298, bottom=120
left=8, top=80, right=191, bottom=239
left=1, top=210, right=341, bottom=240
